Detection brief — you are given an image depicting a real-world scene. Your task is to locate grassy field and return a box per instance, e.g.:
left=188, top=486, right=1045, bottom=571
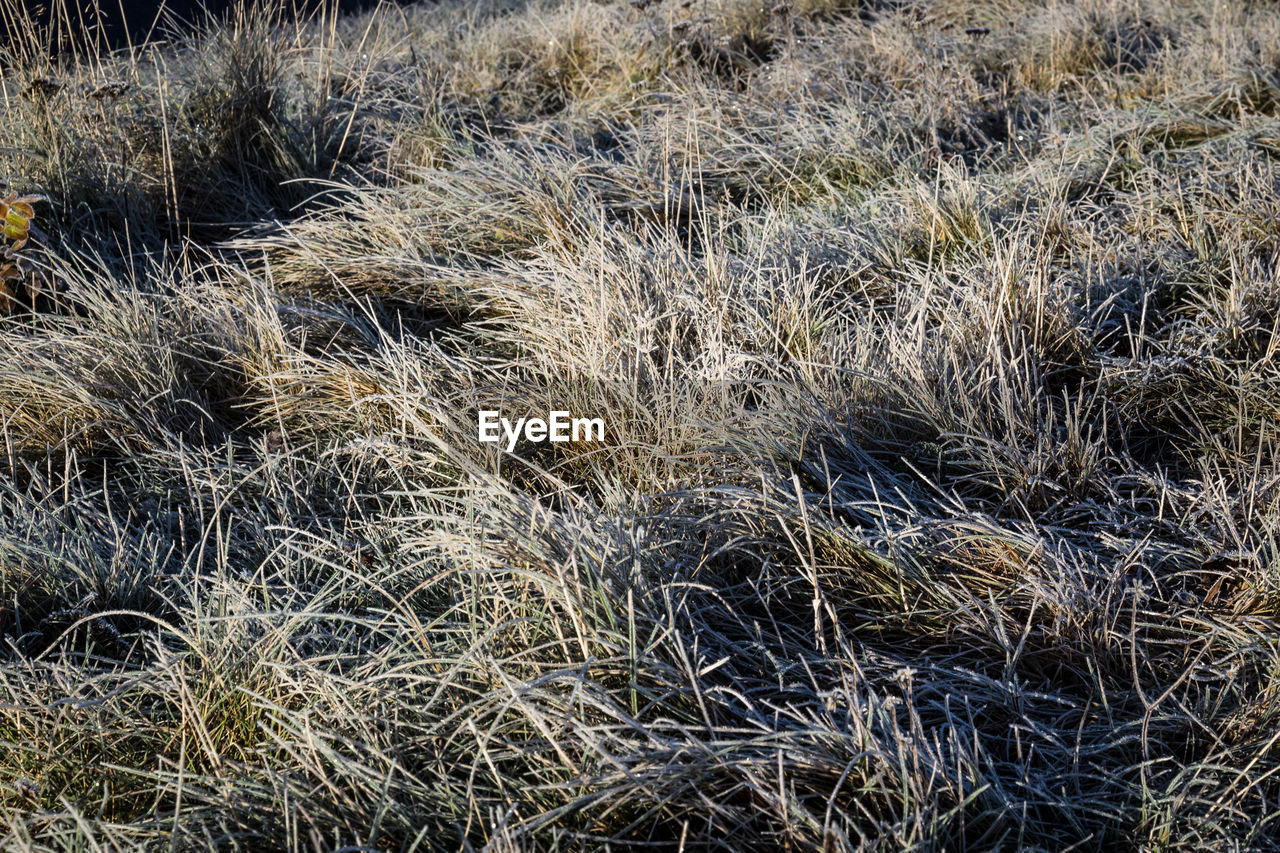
left=1, top=0, right=1280, bottom=848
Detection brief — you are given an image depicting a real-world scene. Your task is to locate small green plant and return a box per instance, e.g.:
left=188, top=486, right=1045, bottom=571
left=0, top=193, right=39, bottom=250
left=0, top=192, right=43, bottom=312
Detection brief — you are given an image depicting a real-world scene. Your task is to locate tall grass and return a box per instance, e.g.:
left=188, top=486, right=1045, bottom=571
left=2, top=0, right=1280, bottom=849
